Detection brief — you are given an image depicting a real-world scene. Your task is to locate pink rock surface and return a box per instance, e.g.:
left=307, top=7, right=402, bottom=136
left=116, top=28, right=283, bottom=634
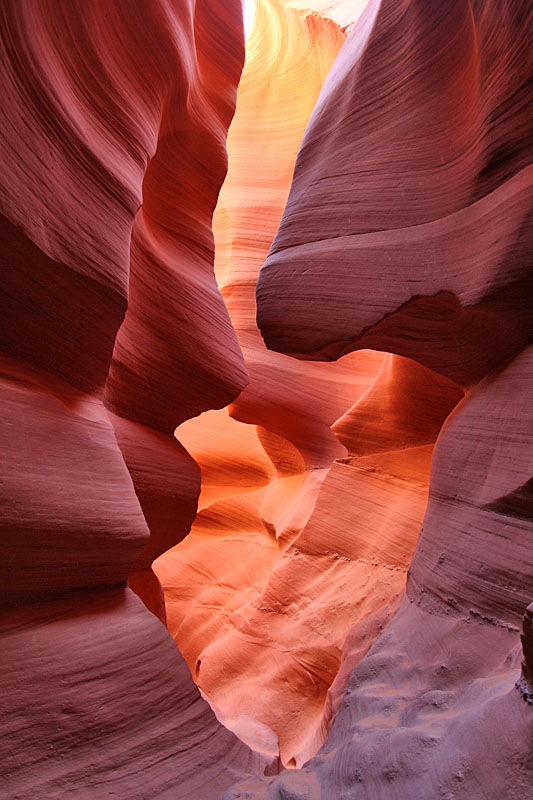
left=409, top=345, right=533, bottom=624
left=257, top=0, right=533, bottom=386
left=215, top=0, right=371, bottom=468
left=156, top=2, right=389, bottom=766
left=2, top=0, right=531, bottom=796
left=226, top=600, right=532, bottom=800
left=1, top=589, right=266, bottom=800
left=0, top=357, right=147, bottom=608
left=102, top=0, right=251, bottom=614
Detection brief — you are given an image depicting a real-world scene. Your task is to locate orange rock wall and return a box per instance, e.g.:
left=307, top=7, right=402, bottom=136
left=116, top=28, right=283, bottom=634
left=2, top=0, right=531, bottom=797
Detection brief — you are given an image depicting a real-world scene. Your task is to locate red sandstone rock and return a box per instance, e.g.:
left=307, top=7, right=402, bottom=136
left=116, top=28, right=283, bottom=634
left=2, top=0, right=532, bottom=795
left=409, top=345, right=533, bottom=625
left=156, top=2, right=386, bottom=765
left=215, top=0, right=369, bottom=469
left=1, top=590, right=266, bottom=800
left=103, top=0, right=250, bottom=613
left=0, top=357, right=147, bottom=608
left=226, top=600, right=532, bottom=800
left=333, top=354, right=463, bottom=456
left=0, top=1, right=269, bottom=796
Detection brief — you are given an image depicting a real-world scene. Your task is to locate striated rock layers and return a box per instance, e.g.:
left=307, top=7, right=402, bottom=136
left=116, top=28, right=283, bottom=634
left=0, top=1, right=270, bottom=797
left=225, top=0, right=532, bottom=798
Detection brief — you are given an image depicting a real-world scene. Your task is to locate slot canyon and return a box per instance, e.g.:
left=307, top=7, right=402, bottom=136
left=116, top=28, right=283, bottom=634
left=0, top=0, right=531, bottom=798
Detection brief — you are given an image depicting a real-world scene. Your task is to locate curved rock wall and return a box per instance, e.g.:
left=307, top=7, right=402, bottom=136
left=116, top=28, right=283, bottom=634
left=0, top=1, right=269, bottom=797
left=103, top=0, right=250, bottom=620
left=257, top=0, right=533, bottom=385
left=156, top=2, right=375, bottom=766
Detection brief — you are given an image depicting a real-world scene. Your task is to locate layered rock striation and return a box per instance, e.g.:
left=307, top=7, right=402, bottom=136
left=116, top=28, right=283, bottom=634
left=257, top=0, right=533, bottom=385
left=2, top=0, right=531, bottom=797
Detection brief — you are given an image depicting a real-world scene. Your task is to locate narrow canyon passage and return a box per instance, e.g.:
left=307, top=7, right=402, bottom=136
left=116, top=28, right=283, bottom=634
left=154, top=1, right=464, bottom=767
left=1, top=1, right=532, bottom=799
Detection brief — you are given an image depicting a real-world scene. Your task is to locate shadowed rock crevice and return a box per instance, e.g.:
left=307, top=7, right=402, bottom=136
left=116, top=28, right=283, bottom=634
left=0, top=2, right=269, bottom=797
left=516, top=602, right=533, bottom=704
left=484, top=477, right=533, bottom=522
left=225, top=0, right=533, bottom=797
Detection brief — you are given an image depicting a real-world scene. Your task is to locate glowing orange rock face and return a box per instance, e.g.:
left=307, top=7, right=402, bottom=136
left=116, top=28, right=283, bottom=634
left=156, top=0, right=463, bottom=768
left=3, top=0, right=530, bottom=794
left=0, top=1, right=269, bottom=796
left=155, top=4, right=365, bottom=765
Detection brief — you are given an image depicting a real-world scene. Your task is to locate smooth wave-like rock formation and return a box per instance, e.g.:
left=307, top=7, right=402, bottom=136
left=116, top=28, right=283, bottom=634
left=226, top=0, right=532, bottom=797
left=0, top=2, right=269, bottom=797
left=102, top=0, right=249, bottom=619
left=156, top=2, right=377, bottom=766
left=258, top=0, right=533, bottom=385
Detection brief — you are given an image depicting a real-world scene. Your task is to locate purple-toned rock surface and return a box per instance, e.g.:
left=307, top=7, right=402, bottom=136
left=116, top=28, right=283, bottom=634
left=257, top=0, right=533, bottom=387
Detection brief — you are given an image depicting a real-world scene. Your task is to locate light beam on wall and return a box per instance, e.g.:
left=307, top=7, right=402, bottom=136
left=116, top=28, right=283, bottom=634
left=243, top=0, right=256, bottom=39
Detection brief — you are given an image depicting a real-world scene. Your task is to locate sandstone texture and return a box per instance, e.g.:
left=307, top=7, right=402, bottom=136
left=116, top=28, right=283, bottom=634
left=155, top=0, right=391, bottom=768
left=156, top=0, right=463, bottom=771
left=257, top=0, right=533, bottom=385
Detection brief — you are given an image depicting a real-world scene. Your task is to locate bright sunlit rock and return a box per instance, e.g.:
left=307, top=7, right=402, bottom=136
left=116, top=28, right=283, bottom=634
left=243, top=0, right=256, bottom=39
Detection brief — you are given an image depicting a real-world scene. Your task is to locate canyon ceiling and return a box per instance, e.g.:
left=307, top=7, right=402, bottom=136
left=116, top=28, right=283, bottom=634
left=1, top=1, right=532, bottom=799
